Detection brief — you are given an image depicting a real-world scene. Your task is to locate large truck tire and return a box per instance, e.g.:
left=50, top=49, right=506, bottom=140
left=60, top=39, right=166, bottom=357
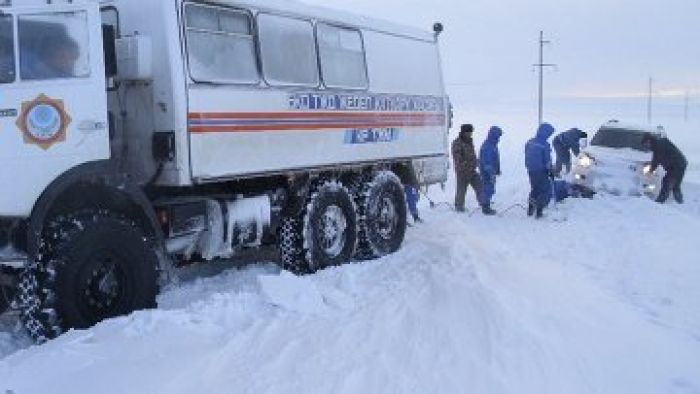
left=355, top=171, right=407, bottom=259
left=303, top=180, right=358, bottom=271
left=279, top=180, right=358, bottom=274
left=279, top=217, right=309, bottom=274
left=16, top=212, right=158, bottom=342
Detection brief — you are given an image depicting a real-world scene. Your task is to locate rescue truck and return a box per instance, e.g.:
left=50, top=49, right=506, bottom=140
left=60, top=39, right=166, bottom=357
left=0, top=0, right=450, bottom=341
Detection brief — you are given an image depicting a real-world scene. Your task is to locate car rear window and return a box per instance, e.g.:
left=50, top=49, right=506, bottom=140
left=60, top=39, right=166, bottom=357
left=590, top=128, right=650, bottom=152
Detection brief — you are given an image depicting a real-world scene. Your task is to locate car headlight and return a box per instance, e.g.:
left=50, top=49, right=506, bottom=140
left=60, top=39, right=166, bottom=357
left=642, top=164, right=652, bottom=175
left=577, top=154, right=593, bottom=168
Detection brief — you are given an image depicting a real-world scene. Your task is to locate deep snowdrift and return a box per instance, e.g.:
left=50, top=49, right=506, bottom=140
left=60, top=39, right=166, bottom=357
left=1, top=108, right=699, bottom=394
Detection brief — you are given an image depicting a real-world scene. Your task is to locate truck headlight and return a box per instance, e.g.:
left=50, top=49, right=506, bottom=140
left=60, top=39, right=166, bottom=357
left=577, top=154, right=593, bottom=168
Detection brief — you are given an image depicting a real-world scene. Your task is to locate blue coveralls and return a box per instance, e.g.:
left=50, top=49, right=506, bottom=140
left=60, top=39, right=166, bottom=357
left=404, top=186, right=419, bottom=220
left=552, top=129, right=583, bottom=175
left=479, top=126, right=503, bottom=207
left=525, top=123, right=555, bottom=211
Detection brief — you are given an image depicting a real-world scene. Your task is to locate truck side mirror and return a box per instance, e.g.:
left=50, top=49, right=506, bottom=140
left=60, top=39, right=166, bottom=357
left=102, top=24, right=118, bottom=80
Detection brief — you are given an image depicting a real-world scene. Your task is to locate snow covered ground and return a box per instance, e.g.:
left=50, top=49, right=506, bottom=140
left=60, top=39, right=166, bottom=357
left=1, top=101, right=699, bottom=393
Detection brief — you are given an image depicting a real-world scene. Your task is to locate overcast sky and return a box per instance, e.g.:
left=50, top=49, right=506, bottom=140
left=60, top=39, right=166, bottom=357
left=302, top=0, right=700, bottom=106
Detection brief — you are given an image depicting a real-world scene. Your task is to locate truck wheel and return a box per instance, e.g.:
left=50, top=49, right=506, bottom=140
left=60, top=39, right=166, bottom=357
left=356, top=171, right=407, bottom=258
left=17, top=213, right=158, bottom=342
left=303, top=181, right=358, bottom=271
left=279, top=217, right=310, bottom=274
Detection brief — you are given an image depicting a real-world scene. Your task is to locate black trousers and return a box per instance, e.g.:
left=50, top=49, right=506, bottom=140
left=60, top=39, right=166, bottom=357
left=553, top=140, right=572, bottom=176
left=455, top=171, right=482, bottom=211
left=656, top=164, right=686, bottom=203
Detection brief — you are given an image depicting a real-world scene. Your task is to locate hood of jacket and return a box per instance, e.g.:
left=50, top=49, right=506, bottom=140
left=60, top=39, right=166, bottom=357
left=535, top=123, right=555, bottom=142
left=486, top=126, right=503, bottom=144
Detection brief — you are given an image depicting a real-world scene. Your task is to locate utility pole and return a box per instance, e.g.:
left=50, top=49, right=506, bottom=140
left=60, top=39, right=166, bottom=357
left=647, top=77, right=653, bottom=124
left=533, top=31, right=556, bottom=125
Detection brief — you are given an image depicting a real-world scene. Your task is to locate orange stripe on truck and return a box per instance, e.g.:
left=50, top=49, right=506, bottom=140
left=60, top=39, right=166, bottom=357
left=187, top=112, right=446, bottom=133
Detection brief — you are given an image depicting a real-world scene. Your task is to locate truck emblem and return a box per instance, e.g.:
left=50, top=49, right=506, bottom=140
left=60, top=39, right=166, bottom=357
left=16, top=94, right=72, bottom=150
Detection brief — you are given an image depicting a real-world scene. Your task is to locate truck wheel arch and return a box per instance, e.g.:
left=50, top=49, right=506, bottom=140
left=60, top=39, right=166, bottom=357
left=27, top=160, right=164, bottom=259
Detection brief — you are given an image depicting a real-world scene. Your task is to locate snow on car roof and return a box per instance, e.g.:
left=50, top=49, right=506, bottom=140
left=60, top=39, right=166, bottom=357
left=600, top=120, right=666, bottom=135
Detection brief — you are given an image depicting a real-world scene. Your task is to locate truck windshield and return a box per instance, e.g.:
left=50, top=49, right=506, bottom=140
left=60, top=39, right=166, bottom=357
left=590, top=128, right=651, bottom=152
left=0, top=14, right=14, bottom=83
left=18, top=11, right=91, bottom=81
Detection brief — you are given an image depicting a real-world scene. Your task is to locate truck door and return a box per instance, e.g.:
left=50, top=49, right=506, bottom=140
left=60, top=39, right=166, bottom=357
left=0, top=3, right=109, bottom=216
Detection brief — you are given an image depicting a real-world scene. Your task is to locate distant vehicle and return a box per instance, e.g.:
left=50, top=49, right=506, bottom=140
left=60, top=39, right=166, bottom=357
left=572, top=120, right=665, bottom=197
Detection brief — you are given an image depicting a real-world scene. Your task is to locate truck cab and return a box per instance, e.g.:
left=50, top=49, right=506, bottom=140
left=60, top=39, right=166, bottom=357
left=0, top=1, right=110, bottom=218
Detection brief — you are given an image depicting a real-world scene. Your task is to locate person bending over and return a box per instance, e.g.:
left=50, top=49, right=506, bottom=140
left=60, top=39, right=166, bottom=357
left=641, top=133, right=687, bottom=204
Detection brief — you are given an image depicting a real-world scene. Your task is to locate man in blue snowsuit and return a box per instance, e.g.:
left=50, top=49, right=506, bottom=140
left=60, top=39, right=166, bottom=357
left=552, top=128, right=588, bottom=176
left=394, top=163, right=422, bottom=223
left=525, top=123, right=556, bottom=219
left=479, top=126, right=503, bottom=215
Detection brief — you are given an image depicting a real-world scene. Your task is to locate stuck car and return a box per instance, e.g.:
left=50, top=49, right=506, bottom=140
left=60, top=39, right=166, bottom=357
left=572, top=120, right=665, bottom=197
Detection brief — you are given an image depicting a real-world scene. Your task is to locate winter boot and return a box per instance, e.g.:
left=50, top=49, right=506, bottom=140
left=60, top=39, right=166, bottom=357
left=413, top=214, right=424, bottom=223
left=482, top=205, right=497, bottom=216
left=527, top=202, right=535, bottom=217
left=655, top=183, right=670, bottom=203
left=535, top=207, right=544, bottom=219
left=673, top=188, right=684, bottom=204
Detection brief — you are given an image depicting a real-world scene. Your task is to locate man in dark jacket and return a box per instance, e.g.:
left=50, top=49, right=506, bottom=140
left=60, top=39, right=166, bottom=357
left=525, top=123, right=556, bottom=218
left=479, top=126, right=503, bottom=215
left=642, top=133, right=688, bottom=204
left=452, top=124, right=482, bottom=212
left=552, top=128, right=588, bottom=176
